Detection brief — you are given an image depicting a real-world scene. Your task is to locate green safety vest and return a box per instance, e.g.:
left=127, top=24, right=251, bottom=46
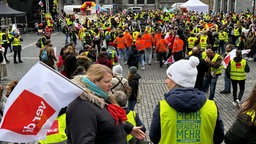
left=210, top=53, right=223, bottom=75
left=230, top=59, right=246, bottom=80
left=159, top=99, right=217, bottom=144
left=126, top=111, right=136, bottom=142
left=12, top=37, right=21, bottom=46
left=38, top=113, right=67, bottom=143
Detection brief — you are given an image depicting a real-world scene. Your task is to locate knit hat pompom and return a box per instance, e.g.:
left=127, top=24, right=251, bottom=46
left=189, top=56, right=200, bottom=68
left=166, top=56, right=199, bottom=88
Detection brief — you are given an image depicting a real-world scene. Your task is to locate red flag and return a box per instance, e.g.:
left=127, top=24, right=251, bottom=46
left=223, top=54, right=230, bottom=66
left=164, top=55, right=175, bottom=65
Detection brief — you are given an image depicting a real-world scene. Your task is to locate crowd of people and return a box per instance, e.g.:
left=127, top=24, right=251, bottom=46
left=0, top=6, right=256, bottom=144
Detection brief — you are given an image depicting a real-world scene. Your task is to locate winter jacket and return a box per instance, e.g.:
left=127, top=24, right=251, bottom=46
left=128, top=73, right=141, bottom=101
left=66, top=76, right=133, bottom=144
left=149, top=88, right=224, bottom=144
left=225, top=113, right=256, bottom=144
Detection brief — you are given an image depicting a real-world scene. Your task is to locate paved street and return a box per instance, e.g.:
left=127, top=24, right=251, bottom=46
left=5, top=31, right=256, bottom=143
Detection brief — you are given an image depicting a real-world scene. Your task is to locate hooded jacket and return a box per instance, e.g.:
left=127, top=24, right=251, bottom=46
left=149, top=87, right=224, bottom=144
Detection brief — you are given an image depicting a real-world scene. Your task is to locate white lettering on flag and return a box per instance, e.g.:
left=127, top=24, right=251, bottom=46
left=0, top=62, right=83, bottom=143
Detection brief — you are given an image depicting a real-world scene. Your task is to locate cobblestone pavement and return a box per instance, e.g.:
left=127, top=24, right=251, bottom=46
left=5, top=32, right=256, bottom=143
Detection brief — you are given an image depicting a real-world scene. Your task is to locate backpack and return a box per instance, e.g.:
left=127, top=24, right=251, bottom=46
left=36, top=38, right=42, bottom=48
left=111, top=77, right=132, bottom=98
left=40, top=48, right=48, bottom=62
left=105, top=34, right=111, bottom=41
left=0, top=52, right=3, bottom=63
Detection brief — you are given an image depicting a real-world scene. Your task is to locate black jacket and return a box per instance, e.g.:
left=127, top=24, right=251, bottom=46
left=128, top=73, right=141, bottom=101
left=66, top=97, right=129, bottom=144
left=225, top=113, right=256, bottom=144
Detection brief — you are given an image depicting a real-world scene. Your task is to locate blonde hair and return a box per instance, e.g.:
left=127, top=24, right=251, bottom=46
left=86, top=64, right=113, bottom=82
left=64, top=46, right=75, bottom=54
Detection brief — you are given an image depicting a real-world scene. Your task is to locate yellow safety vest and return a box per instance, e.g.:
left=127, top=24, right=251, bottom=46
left=218, top=32, right=225, bottom=41
left=0, top=32, right=4, bottom=44
left=12, top=37, right=21, bottom=46
left=209, top=53, right=223, bottom=75
left=126, top=111, right=136, bottom=142
left=200, top=36, right=208, bottom=50
left=132, top=31, right=140, bottom=41
left=187, top=37, right=197, bottom=49
left=246, top=111, right=256, bottom=125
left=38, top=113, right=67, bottom=143
left=234, top=28, right=240, bottom=36
left=230, top=59, right=246, bottom=80
left=159, top=99, right=217, bottom=144
left=201, top=51, right=207, bottom=60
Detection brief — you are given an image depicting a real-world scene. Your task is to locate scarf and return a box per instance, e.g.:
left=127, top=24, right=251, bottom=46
left=107, top=104, right=127, bottom=125
left=82, top=77, right=109, bottom=100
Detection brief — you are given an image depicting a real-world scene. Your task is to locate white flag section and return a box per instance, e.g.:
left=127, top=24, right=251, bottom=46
left=0, top=62, right=83, bottom=142
left=222, top=49, right=251, bottom=69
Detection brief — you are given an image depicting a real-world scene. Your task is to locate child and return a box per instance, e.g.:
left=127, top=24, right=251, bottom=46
left=112, top=90, right=146, bottom=143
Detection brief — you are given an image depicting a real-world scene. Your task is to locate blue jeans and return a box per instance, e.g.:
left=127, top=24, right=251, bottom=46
left=128, top=100, right=137, bottom=111
left=65, top=34, right=69, bottom=44
left=144, top=47, right=152, bottom=64
left=118, top=48, right=127, bottom=64
left=224, top=72, right=231, bottom=92
left=202, top=75, right=218, bottom=100
left=126, top=46, right=131, bottom=61
left=138, top=53, right=145, bottom=67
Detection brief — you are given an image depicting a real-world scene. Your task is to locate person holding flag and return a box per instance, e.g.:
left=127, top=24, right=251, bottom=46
left=66, top=64, right=146, bottom=143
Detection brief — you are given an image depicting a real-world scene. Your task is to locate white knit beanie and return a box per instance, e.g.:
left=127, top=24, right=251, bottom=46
left=112, top=64, right=123, bottom=76
left=166, top=56, right=199, bottom=88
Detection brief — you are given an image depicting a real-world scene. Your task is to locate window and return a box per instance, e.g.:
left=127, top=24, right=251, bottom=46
left=137, top=0, right=144, bottom=4
left=147, top=0, right=154, bottom=4
left=128, top=0, right=134, bottom=4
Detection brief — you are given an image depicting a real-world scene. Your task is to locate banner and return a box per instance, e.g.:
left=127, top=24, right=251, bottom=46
left=0, top=62, right=83, bottom=142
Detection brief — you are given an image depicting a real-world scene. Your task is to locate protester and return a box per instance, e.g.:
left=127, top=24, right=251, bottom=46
left=128, top=66, right=141, bottom=111
left=220, top=44, right=234, bottom=94
left=190, top=46, right=208, bottom=90
left=0, top=45, right=8, bottom=81
left=225, top=84, right=256, bottom=143
left=66, top=64, right=146, bottom=143
left=226, top=50, right=250, bottom=108
left=111, top=64, right=129, bottom=93
left=202, top=48, right=223, bottom=100
left=127, top=43, right=139, bottom=68
left=12, top=33, right=23, bottom=64
left=39, top=40, right=57, bottom=69
left=155, top=34, right=168, bottom=68
left=112, top=90, right=147, bottom=144
left=149, top=56, right=224, bottom=144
